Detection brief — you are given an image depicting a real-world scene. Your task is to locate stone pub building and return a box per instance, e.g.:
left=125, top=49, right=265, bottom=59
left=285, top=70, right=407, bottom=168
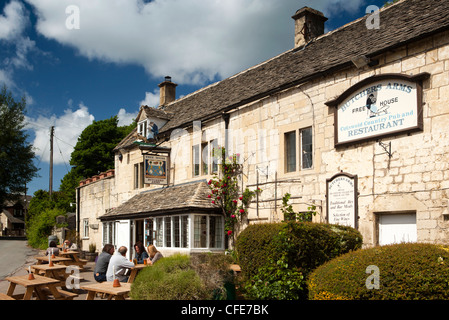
left=77, top=0, right=449, bottom=258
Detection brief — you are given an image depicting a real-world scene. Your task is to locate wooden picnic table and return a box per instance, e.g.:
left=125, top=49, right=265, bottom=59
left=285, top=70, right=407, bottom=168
left=127, top=264, right=148, bottom=283
left=59, top=250, right=88, bottom=268
left=80, top=282, right=131, bottom=300
left=5, top=274, right=76, bottom=300
left=31, top=264, right=67, bottom=282
left=35, top=256, right=72, bottom=265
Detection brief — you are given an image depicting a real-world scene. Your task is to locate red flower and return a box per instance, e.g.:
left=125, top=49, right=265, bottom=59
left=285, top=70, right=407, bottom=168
left=207, top=194, right=211, bottom=198
left=208, top=180, right=212, bottom=185
left=211, top=200, right=215, bottom=204
left=227, top=230, right=233, bottom=236
left=233, top=200, right=237, bottom=204
left=239, top=196, right=243, bottom=200
left=217, top=196, right=221, bottom=200
left=239, top=209, right=245, bottom=214
left=231, top=215, right=236, bottom=218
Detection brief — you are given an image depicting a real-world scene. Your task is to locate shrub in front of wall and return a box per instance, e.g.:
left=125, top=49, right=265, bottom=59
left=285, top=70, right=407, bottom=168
left=235, top=221, right=363, bottom=299
left=308, top=243, right=449, bottom=300
left=130, top=254, right=210, bottom=300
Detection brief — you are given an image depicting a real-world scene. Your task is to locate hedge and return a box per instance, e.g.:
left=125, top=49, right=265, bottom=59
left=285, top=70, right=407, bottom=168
left=235, top=222, right=362, bottom=299
left=308, top=242, right=449, bottom=300
left=130, top=253, right=235, bottom=300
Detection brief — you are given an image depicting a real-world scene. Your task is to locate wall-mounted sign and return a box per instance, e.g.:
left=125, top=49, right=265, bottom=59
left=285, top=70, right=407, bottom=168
left=326, top=172, right=358, bottom=229
left=325, top=73, right=429, bottom=147
left=144, top=155, right=168, bottom=185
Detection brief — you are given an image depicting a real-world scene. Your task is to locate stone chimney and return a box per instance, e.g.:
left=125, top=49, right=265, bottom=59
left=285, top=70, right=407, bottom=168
left=292, top=7, right=328, bottom=48
left=158, top=76, right=177, bottom=106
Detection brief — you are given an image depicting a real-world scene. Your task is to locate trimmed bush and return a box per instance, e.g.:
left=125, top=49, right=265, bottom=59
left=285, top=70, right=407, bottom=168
left=130, top=254, right=209, bottom=300
left=235, top=222, right=362, bottom=299
left=130, top=253, right=236, bottom=300
left=308, top=243, right=449, bottom=300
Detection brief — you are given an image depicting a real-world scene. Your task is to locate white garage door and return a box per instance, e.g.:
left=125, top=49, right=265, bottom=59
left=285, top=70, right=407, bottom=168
left=378, top=213, right=417, bottom=246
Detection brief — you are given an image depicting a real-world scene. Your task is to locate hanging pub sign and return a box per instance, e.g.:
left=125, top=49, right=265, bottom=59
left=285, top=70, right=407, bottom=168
left=326, top=172, right=358, bottom=229
left=325, top=73, right=429, bottom=147
left=144, top=155, right=168, bottom=185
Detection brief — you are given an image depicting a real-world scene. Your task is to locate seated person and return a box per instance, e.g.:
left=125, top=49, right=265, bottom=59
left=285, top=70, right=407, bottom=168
left=94, top=244, right=115, bottom=282
left=63, top=239, right=78, bottom=251
left=134, top=241, right=149, bottom=264
left=106, top=246, right=135, bottom=282
left=45, top=241, right=60, bottom=256
left=146, top=244, right=163, bottom=265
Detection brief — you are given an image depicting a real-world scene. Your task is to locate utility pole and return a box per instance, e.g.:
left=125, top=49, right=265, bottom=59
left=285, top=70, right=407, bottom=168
left=49, top=126, right=54, bottom=198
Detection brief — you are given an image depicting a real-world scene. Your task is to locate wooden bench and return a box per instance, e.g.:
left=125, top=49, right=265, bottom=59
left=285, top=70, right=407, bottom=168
left=0, top=293, right=16, bottom=300
left=40, top=288, right=79, bottom=300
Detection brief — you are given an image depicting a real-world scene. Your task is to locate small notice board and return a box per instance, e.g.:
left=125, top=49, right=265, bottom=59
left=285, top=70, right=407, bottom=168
left=326, top=172, right=358, bottom=229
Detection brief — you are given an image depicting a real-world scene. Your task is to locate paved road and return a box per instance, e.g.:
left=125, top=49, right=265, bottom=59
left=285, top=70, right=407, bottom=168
left=0, top=240, right=39, bottom=279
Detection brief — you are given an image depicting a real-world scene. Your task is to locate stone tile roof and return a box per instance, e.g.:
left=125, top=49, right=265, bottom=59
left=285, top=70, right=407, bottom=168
left=100, top=180, right=219, bottom=220
left=156, top=0, right=449, bottom=133
left=114, top=0, right=449, bottom=150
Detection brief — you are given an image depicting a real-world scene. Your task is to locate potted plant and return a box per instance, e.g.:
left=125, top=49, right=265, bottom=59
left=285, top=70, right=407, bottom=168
left=85, top=243, right=98, bottom=262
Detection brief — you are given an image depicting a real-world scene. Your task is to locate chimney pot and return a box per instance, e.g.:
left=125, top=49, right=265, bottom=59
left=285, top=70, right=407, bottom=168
left=292, top=7, right=327, bottom=48
left=158, top=76, right=177, bottom=107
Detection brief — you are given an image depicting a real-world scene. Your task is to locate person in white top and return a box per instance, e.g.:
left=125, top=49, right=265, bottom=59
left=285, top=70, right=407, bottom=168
left=106, top=246, right=135, bottom=282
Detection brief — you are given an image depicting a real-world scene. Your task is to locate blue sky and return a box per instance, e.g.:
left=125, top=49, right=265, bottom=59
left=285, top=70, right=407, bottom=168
left=0, top=0, right=386, bottom=196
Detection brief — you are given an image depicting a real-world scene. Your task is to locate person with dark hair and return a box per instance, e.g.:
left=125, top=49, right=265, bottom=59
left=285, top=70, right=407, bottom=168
left=134, top=241, right=149, bottom=264
left=45, top=241, right=60, bottom=256
left=94, top=244, right=115, bottom=282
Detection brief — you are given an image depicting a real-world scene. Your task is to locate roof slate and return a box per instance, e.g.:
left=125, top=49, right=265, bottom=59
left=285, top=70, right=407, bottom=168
left=100, top=180, right=218, bottom=220
left=157, top=0, right=449, bottom=133
left=114, top=0, right=449, bottom=150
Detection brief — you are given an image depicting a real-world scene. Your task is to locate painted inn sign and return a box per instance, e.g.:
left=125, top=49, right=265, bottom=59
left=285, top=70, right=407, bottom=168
left=325, top=73, right=429, bottom=147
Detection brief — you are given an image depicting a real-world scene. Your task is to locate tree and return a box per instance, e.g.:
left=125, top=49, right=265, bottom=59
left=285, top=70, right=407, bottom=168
left=0, top=85, right=38, bottom=211
left=59, top=116, right=135, bottom=204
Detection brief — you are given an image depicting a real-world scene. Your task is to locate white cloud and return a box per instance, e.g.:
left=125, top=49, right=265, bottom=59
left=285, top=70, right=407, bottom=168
left=117, top=108, right=137, bottom=126
left=25, top=0, right=365, bottom=85
left=139, top=89, right=159, bottom=108
left=0, top=1, right=36, bottom=97
left=0, top=0, right=28, bottom=40
left=25, top=103, right=95, bottom=165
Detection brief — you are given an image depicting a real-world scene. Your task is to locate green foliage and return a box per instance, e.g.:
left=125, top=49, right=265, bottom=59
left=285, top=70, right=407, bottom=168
left=130, top=254, right=209, bottom=300
left=235, top=221, right=363, bottom=299
left=245, top=254, right=304, bottom=300
left=207, top=147, right=261, bottom=244
left=27, top=207, right=66, bottom=249
left=130, top=253, right=236, bottom=300
left=69, top=116, right=133, bottom=179
left=308, top=243, right=449, bottom=300
left=26, top=189, right=70, bottom=248
left=0, top=85, right=38, bottom=211
left=281, top=193, right=316, bottom=222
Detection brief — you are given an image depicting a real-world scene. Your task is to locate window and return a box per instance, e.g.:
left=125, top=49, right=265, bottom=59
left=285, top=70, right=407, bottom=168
left=165, top=217, right=172, bottom=247
left=193, top=145, right=200, bottom=177
left=156, top=217, right=163, bottom=247
left=103, top=222, right=115, bottom=246
left=209, top=216, right=223, bottom=249
left=134, top=162, right=145, bottom=189
left=284, top=127, right=313, bottom=173
left=285, top=131, right=296, bottom=173
left=301, top=127, right=313, bottom=169
left=210, top=139, right=219, bottom=173
left=83, top=219, right=89, bottom=238
left=138, top=120, right=147, bottom=137
left=202, top=142, right=208, bottom=175
left=193, top=139, right=218, bottom=177
left=145, top=215, right=189, bottom=249
left=194, top=215, right=224, bottom=249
